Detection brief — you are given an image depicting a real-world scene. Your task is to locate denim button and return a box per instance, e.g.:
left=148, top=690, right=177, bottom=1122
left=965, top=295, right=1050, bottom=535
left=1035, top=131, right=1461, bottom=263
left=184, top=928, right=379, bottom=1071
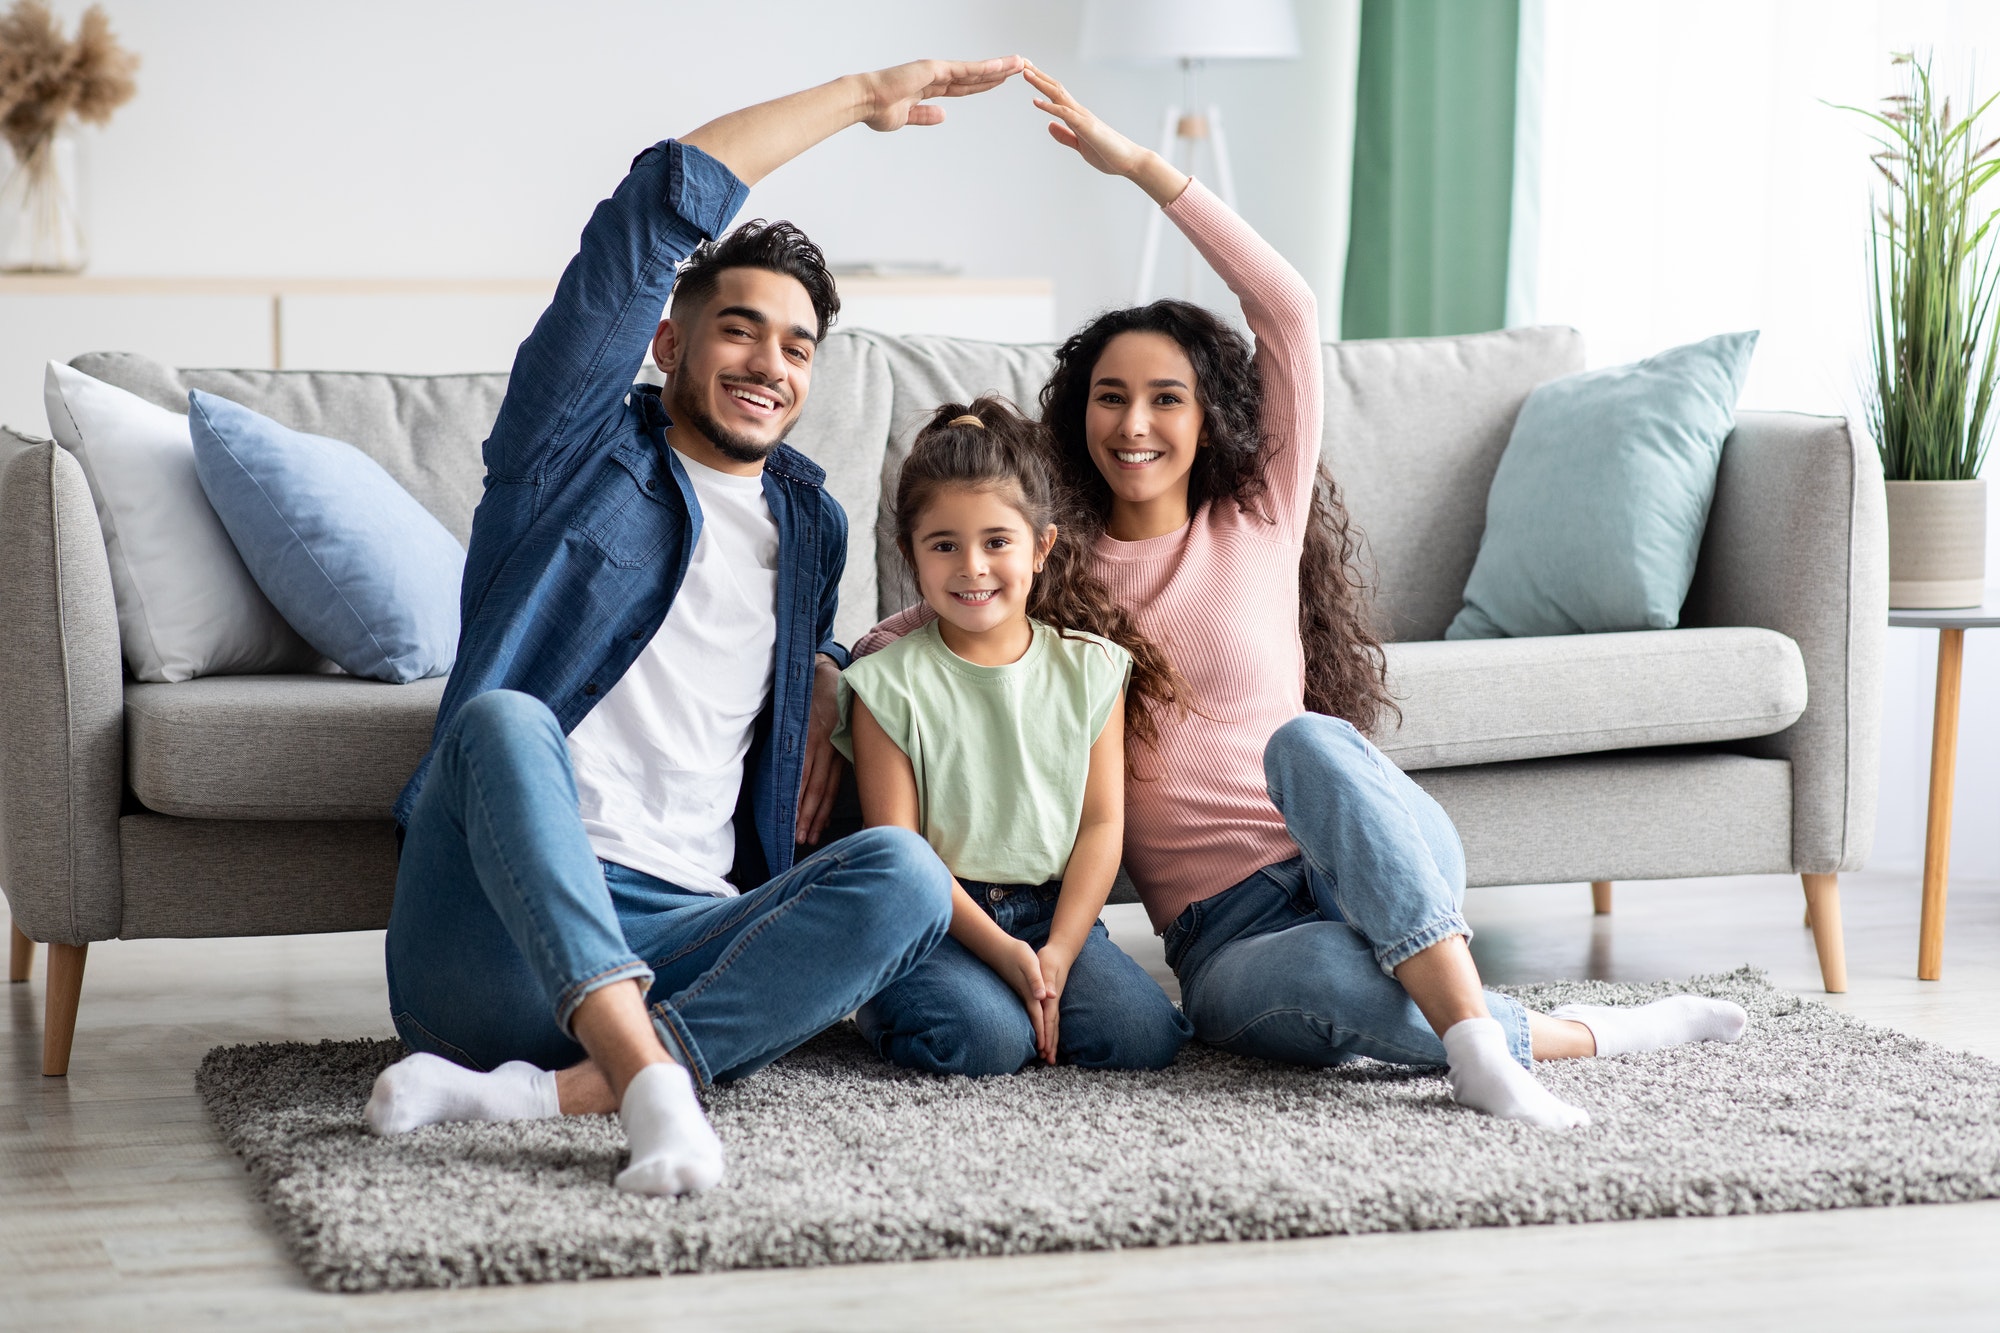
left=645, top=478, right=658, bottom=492
left=583, top=682, right=598, bottom=696
left=987, top=887, right=1004, bottom=904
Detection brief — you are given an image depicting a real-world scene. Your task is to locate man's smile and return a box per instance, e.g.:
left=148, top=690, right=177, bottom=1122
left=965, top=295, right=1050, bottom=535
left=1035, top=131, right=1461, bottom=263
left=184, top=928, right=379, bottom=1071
left=723, top=382, right=785, bottom=417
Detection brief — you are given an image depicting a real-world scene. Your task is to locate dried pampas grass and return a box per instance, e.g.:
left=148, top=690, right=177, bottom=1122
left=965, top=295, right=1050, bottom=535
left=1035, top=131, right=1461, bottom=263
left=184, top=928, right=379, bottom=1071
left=0, top=1, right=137, bottom=162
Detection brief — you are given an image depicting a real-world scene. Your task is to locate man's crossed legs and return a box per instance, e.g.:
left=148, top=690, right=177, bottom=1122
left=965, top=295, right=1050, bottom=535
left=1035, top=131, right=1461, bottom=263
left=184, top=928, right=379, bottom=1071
left=377, top=690, right=952, bottom=1194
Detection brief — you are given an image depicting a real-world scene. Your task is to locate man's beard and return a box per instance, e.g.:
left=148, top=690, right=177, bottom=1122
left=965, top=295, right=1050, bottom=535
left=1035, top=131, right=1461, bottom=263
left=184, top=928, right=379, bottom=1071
left=671, top=376, right=783, bottom=465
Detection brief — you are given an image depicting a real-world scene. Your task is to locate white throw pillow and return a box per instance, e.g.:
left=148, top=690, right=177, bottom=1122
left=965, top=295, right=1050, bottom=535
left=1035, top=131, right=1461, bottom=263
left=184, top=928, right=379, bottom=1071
left=42, top=361, right=321, bottom=682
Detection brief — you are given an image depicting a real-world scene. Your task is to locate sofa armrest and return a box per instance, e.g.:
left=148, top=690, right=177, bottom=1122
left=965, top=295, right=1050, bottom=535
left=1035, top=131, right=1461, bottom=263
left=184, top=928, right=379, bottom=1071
left=0, top=432, right=125, bottom=943
left=1681, top=411, right=1886, bottom=873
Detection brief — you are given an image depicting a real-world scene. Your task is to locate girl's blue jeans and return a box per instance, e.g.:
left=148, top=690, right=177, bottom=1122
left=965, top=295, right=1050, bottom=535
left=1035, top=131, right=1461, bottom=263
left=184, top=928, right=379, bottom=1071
left=857, top=879, right=1193, bottom=1076
left=385, top=689, right=954, bottom=1086
left=1166, top=713, right=1534, bottom=1070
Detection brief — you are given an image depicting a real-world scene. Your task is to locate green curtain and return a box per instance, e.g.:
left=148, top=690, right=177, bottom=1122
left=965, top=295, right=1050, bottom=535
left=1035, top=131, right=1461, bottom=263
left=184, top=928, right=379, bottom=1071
left=1342, top=0, right=1521, bottom=339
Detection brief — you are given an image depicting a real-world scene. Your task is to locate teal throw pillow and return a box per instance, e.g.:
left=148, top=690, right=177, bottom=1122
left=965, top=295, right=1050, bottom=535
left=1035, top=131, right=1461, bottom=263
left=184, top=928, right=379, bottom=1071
left=1446, top=331, right=1758, bottom=639
left=187, top=390, right=465, bottom=683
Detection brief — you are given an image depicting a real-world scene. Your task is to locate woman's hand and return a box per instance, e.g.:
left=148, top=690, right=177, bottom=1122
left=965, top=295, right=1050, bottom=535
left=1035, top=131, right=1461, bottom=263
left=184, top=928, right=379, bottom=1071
left=858, top=56, right=1025, bottom=133
left=994, top=938, right=1055, bottom=1061
left=1026, top=63, right=1189, bottom=205
left=1035, top=943, right=1075, bottom=1065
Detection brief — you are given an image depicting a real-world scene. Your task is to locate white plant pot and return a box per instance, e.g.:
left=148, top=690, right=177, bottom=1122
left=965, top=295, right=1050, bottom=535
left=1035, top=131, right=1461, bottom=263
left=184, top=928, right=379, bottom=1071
left=1886, top=478, right=1987, bottom=609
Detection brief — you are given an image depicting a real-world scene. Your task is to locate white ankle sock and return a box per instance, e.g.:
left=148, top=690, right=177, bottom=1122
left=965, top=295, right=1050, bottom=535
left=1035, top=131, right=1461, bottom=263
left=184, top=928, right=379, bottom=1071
left=365, top=1052, right=559, bottom=1136
left=1441, top=1017, right=1590, bottom=1130
left=1550, top=995, right=1748, bottom=1057
left=613, top=1061, right=725, bottom=1197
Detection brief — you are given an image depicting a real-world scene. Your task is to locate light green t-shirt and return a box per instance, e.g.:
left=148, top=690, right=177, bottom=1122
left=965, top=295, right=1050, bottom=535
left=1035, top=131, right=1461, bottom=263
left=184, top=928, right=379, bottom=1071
left=833, top=620, right=1131, bottom=885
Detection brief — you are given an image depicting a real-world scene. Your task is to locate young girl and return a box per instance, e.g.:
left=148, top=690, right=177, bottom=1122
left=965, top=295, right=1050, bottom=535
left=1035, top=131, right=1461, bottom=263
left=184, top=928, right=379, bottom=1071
left=859, top=65, right=1748, bottom=1125
left=835, top=398, right=1192, bottom=1076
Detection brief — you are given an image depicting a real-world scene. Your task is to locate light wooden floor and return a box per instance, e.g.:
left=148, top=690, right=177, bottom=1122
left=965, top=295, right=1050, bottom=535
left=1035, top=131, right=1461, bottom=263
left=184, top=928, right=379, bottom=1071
left=5, top=870, right=2000, bottom=1331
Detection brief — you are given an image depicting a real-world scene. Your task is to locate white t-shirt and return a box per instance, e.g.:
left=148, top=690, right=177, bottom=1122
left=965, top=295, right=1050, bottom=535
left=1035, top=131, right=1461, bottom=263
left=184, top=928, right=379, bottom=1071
left=566, top=446, right=779, bottom=897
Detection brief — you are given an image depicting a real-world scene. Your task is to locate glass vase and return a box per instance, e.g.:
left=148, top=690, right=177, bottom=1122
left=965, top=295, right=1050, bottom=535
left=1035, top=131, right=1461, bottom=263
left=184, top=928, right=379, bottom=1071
left=0, top=130, right=88, bottom=273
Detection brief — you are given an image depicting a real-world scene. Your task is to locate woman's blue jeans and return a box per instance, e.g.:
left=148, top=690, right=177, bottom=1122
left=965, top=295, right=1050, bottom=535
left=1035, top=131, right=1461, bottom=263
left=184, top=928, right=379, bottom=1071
left=385, top=690, right=954, bottom=1086
left=858, top=880, right=1193, bottom=1076
left=1166, top=713, right=1533, bottom=1070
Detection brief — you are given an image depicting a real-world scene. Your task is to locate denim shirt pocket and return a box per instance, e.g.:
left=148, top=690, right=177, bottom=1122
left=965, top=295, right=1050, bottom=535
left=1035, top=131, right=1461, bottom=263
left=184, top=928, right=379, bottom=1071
left=576, top=449, right=676, bottom=568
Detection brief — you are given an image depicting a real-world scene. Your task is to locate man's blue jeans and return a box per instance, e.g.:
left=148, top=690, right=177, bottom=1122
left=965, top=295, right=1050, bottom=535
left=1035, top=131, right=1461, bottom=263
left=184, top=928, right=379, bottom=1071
left=385, top=690, right=954, bottom=1085
left=857, top=880, right=1193, bottom=1076
left=1166, top=713, right=1533, bottom=1070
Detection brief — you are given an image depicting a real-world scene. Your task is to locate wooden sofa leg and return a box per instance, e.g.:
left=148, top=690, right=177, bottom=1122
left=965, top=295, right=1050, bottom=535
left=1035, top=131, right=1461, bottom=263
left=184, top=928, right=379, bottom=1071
left=42, top=942, right=87, bottom=1077
left=1801, top=874, right=1848, bottom=994
left=1591, top=881, right=1613, bottom=915
left=9, top=924, right=33, bottom=982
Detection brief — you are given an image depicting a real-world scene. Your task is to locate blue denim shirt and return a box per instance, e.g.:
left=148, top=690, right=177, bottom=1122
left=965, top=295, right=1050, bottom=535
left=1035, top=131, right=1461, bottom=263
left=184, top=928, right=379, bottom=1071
left=394, top=139, right=849, bottom=887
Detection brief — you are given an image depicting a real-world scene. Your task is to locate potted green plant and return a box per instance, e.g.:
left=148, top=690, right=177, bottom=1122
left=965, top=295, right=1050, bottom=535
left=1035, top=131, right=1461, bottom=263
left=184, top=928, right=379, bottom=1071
left=1847, top=54, right=2000, bottom=609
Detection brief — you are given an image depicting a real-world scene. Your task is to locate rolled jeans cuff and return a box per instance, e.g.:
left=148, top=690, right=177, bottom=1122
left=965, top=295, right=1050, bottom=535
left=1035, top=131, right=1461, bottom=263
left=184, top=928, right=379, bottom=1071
left=1488, top=993, right=1534, bottom=1070
left=1373, top=910, right=1473, bottom=978
left=650, top=1001, right=710, bottom=1089
left=554, top=959, right=655, bottom=1038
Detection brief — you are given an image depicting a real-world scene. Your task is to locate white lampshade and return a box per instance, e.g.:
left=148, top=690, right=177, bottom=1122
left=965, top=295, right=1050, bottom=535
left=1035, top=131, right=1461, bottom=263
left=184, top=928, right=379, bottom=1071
left=1079, top=0, right=1301, bottom=64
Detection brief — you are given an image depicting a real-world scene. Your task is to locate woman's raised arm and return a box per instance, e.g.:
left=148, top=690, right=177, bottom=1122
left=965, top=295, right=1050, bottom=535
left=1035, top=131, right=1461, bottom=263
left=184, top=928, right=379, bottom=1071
left=1027, top=63, right=1321, bottom=534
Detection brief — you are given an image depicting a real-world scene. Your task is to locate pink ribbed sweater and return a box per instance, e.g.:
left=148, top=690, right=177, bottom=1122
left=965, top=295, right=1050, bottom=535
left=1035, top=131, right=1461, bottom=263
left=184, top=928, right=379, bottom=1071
left=857, top=181, right=1319, bottom=933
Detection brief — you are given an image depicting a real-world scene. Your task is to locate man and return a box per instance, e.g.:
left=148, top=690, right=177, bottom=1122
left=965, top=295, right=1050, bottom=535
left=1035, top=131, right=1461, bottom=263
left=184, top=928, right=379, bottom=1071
left=365, top=56, right=1026, bottom=1197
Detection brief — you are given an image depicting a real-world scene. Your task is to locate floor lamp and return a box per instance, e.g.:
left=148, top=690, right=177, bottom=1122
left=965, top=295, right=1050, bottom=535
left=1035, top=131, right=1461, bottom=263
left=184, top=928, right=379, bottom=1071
left=1079, top=0, right=1301, bottom=303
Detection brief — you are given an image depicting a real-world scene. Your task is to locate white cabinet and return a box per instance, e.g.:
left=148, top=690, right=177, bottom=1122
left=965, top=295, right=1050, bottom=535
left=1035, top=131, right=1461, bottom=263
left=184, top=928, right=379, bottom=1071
left=0, top=275, right=1055, bottom=436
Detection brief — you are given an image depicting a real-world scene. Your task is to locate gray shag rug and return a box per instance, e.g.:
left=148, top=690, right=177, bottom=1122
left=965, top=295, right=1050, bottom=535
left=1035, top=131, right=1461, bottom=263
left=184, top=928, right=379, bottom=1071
left=196, top=968, right=2000, bottom=1292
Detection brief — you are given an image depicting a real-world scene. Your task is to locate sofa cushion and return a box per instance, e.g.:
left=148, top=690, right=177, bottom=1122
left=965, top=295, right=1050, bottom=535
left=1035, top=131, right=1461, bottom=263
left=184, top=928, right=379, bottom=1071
left=68, top=353, right=506, bottom=546
left=126, top=675, right=445, bottom=820
left=1376, top=627, right=1807, bottom=771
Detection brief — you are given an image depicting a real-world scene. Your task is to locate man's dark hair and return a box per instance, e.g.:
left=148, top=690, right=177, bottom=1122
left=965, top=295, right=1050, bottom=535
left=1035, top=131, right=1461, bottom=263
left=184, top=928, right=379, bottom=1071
left=670, top=218, right=840, bottom=340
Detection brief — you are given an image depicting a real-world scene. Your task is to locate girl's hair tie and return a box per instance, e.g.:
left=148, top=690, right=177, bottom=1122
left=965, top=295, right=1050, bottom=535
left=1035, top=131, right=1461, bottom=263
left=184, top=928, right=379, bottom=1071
left=947, top=414, right=985, bottom=429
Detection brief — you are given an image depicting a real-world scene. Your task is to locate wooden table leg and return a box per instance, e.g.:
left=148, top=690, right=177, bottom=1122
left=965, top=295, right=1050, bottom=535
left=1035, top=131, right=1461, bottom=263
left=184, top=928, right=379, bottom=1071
left=1919, top=627, right=1965, bottom=981
left=1590, top=881, right=1612, bottom=915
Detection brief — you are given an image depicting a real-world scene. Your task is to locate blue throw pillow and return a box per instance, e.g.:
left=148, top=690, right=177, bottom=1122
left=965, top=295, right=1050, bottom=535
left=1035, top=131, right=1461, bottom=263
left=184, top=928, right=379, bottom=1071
left=187, top=390, right=464, bottom=683
left=1447, top=331, right=1758, bottom=639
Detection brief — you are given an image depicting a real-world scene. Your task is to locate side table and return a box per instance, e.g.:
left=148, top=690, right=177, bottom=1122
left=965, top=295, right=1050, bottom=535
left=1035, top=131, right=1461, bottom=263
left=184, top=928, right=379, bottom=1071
left=1889, top=594, right=2000, bottom=979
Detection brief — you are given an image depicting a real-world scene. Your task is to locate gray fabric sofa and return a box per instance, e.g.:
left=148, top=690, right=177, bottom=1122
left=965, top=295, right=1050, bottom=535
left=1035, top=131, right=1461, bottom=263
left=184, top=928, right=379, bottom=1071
left=0, top=326, right=1885, bottom=1076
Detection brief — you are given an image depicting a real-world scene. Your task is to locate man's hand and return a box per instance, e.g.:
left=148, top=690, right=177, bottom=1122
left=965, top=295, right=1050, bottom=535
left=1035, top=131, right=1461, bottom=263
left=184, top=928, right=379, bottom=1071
left=857, top=56, right=1026, bottom=132
left=796, top=652, right=845, bottom=846
left=683, top=57, right=1024, bottom=187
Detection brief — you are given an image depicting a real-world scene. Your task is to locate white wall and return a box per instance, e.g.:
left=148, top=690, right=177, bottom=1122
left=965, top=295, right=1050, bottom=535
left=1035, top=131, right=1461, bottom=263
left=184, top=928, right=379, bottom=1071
left=1530, top=0, right=2000, bottom=879
left=33, top=1, right=1357, bottom=339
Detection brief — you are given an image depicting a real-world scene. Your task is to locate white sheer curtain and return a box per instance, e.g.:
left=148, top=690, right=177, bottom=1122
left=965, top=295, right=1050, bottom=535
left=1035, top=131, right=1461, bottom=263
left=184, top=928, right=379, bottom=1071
left=1525, top=0, right=2000, bottom=878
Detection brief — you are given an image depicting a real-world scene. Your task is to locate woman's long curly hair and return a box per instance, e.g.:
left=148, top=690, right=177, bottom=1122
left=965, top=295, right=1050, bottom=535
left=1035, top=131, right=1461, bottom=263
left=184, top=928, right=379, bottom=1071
left=1037, top=300, right=1396, bottom=735
left=894, top=397, right=1185, bottom=749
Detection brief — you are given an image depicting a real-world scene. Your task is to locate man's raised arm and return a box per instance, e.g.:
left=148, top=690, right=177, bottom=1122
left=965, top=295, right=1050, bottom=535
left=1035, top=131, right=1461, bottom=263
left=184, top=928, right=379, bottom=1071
left=683, top=56, right=1023, bottom=185
left=483, top=56, right=1023, bottom=486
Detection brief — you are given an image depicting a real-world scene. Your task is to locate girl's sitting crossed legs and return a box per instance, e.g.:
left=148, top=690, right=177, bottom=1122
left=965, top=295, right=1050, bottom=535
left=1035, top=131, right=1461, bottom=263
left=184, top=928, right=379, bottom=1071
left=839, top=399, right=1192, bottom=1074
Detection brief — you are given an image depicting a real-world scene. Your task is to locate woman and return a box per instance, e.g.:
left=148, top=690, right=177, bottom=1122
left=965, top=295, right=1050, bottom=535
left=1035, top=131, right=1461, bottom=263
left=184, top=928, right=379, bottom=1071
left=859, top=64, right=1747, bottom=1126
